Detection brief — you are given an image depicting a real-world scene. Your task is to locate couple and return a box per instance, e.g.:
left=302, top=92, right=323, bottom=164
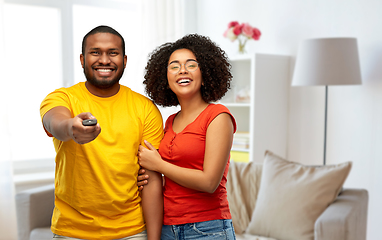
left=40, top=25, right=236, bottom=240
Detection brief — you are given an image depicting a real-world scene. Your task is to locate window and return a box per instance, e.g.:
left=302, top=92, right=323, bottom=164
left=3, top=0, right=142, bottom=162
left=71, top=3, right=143, bottom=91
left=4, top=3, right=61, bottom=161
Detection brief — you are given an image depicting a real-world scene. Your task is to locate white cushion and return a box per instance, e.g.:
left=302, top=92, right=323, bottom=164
left=246, top=151, right=352, bottom=240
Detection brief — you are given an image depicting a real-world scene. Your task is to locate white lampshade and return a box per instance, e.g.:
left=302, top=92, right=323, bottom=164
left=292, top=38, right=362, bottom=86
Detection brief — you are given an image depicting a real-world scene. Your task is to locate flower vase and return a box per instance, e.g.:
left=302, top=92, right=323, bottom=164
left=238, top=38, right=248, bottom=54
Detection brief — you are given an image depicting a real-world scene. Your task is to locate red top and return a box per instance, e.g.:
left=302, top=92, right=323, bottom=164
left=159, top=104, right=237, bottom=225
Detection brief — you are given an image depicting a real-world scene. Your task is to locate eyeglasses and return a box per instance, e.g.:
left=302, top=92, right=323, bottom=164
left=167, top=60, right=199, bottom=74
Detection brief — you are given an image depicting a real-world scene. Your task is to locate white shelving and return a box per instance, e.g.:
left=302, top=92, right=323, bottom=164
left=220, top=53, right=290, bottom=163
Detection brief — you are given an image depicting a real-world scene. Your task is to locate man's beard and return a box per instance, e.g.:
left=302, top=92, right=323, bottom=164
left=86, top=75, right=121, bottom=89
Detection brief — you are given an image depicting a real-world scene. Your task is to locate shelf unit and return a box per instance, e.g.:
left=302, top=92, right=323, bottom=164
left=220, top=53, right=290, bottom=163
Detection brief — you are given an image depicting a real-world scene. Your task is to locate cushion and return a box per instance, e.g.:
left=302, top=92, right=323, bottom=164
left=246, top=151, right=352, bottom=240
left=226, top=161, right=263, bottom=234
left=236, top=233, right=277, bottom=240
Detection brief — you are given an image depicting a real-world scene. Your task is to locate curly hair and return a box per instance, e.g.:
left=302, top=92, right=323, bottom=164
left=143, top=34, right=232, bottom=107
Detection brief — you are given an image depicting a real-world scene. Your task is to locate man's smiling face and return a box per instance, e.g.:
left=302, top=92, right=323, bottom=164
left=80, top=32, right=127, bottom=89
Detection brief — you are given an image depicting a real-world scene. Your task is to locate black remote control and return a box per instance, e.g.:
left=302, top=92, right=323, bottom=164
left=82, top=119, right=97, bottom=126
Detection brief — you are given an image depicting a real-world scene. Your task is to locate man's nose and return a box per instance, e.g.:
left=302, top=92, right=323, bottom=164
left=99, top=53, right=111, bottom=64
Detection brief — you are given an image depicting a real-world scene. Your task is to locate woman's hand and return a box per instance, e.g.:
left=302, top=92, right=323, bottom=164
left=138, top=140, right=163, bottom=172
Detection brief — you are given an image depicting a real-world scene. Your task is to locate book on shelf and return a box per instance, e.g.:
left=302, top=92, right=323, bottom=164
left=232, top=132, right=250, bottom=149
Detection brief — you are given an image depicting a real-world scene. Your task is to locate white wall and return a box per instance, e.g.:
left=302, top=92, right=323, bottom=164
left=194, top=0, right=382, bottom=239
left=0, top=0, right=18, bottom=238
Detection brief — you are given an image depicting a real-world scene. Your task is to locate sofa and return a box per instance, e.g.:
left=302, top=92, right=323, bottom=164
left=16, top=184, right=55, bottom=240
left=16, top=151, right=368, bottom=240
left=226, top=151, right=368, bottom=240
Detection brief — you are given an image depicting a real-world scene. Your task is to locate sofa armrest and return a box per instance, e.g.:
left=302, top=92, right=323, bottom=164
left=314, top=188, right=368, bottom=240
left=15, top=184, right=55, bottom=240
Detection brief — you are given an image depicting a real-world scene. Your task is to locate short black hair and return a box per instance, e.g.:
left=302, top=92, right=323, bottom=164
left=144, top=34, right=232, bottom=107
left=82, top=25, right=125, bottom=56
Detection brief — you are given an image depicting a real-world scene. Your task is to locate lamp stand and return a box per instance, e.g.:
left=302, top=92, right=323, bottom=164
left=292, top=39, right=362, bottom=165
left=323, top=85, right=328, bottom=165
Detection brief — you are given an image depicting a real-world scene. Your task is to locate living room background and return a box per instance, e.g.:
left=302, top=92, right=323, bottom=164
left=191, top=1, right=380, bottom=239
left=1, top=0, right=381, bottom=239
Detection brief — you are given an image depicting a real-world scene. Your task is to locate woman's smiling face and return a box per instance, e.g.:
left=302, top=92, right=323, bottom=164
left=167, top=48, right=203, bottom=100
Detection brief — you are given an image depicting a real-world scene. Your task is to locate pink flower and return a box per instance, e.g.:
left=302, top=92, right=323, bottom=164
left=223, top=27, right=238, bottom=42
left=242, top=23, right=253, bottom=38
left=224, top=21, right=261, bottom=45
left=228, top=21, right=239, bottom=28
left=252, top=28, right=261, bottom=40
left=233, top=24, right=243, bottom=36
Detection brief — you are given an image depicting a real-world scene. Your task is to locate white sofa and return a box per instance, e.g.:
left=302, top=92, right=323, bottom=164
left=16, top=152, right=368, bottom=240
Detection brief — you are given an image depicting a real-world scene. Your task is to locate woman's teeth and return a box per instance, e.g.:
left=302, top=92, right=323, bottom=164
left=178, top=79, right=191, bottom=84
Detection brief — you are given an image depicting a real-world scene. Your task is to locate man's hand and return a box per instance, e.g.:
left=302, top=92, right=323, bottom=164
left=137, top=168, right=149, bottom=191
left=43, top=107, right=101, bottom=144
left=69, top=112, right=101, bottom=144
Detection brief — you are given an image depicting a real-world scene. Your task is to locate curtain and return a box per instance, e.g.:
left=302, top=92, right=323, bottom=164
left=141, top=0, right=184, bottom=119
left=0, top=0, right=18, bottom=239
left=142, top=0, right=184, bottom=54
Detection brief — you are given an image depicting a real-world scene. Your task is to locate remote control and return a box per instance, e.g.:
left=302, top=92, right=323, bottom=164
left=82, top=119, right=97, bottom=126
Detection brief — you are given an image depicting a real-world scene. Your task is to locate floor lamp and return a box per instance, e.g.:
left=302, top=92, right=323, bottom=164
left=292, top=38, right=362, bottom=165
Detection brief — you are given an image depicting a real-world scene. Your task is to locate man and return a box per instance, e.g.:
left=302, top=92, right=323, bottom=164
left=40, top=25, right=163, bottom=240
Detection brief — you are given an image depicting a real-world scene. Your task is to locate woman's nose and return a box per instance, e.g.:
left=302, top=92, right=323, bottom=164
left=179, top=64, right=188, bottom=73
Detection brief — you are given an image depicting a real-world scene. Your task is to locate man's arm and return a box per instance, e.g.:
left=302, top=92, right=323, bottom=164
left=141, top=169, right=163, bottom=240
left=43, top=106, right=101, bottom=144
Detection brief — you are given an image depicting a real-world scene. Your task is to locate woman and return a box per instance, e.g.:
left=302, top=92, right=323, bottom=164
left=138, top=34, right=236, bottom=240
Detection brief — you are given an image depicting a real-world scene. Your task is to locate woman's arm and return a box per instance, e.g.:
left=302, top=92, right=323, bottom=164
left=138, top=113, right=234, bottom=193
left=141, top=169, right=163, bottom=240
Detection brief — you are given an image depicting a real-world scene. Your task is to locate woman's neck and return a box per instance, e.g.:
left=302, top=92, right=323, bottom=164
left=178, top=96, right=209, bottom=118
left=172, top=96, right=209, bottom=133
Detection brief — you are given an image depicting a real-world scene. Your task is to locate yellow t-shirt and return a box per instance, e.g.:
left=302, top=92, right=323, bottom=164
left=40, top=82, right=163, bottom=240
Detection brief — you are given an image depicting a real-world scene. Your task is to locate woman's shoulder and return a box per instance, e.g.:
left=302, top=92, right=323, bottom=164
left=206, top=103, right=231, bottom=114
left=205, top=103, right=236, bottom=132
left=164, top=112, right=178, bottom=128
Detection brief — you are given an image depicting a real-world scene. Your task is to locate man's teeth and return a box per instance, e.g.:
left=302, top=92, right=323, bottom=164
left=97, top=69, right=112, bottom=72
left=178, top=79, right=191, bottom=84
